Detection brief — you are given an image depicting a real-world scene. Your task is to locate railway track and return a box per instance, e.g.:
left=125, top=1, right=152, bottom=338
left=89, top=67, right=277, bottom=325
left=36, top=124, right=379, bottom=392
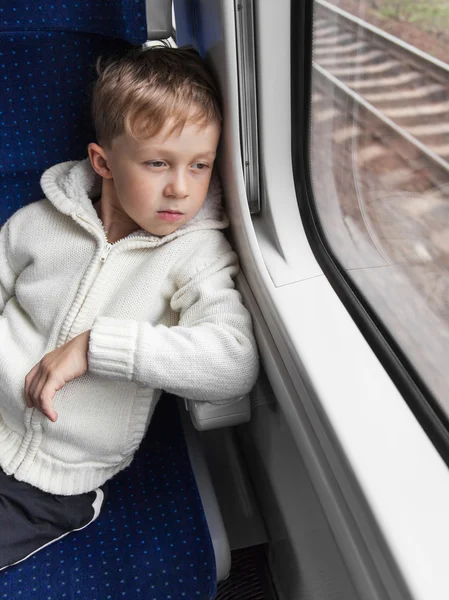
left=311, top=0, right=449, bottom=279
left=313, top=0, right=449, bottom=171
left=309, top=0, right=449, bottom=404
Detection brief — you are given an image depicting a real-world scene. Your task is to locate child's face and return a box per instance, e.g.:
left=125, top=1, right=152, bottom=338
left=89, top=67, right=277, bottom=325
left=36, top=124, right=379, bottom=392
left=92, top=118, right=221, bottom=237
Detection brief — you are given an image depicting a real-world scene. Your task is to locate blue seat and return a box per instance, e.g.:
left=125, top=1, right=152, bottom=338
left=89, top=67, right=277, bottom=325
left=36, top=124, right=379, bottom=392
left=1, top=396, right=217, bottom=599
left=0, top=1, right=144, bottom=222
left=0, top=2, right=218, bottom=598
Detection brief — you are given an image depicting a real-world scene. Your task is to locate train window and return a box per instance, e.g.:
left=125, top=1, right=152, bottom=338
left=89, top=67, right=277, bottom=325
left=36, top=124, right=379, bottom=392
left=306, top=1, right=449, bottom=431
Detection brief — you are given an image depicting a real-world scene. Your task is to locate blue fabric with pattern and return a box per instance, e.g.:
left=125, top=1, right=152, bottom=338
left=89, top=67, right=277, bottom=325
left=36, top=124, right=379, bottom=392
left=0, top=32, right=132, bottom=222
left=0, top=2, right=217, bottom=598
left=0, top=396, right=217, bottom=599
left=0, top=0, right=147, bottom=224
left=0, top=1, right=148, bottom=43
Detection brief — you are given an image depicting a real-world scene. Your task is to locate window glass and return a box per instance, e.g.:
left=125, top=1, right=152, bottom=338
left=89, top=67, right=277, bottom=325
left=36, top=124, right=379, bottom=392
left=310, top=0, right=449, bottom=409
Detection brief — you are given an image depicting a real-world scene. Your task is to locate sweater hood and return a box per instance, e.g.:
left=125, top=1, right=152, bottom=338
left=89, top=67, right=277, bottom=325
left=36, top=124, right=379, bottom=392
left=40, top=159, right=229, bottom=244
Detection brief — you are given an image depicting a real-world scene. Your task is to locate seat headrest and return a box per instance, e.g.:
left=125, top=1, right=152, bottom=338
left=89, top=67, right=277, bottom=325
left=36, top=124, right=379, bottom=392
left=0, top=1, right=148, bottom=45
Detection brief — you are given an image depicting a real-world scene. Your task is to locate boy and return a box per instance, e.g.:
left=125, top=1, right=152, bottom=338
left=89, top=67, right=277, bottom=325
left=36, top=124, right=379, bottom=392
left=0, top=46, right=258, bottom=569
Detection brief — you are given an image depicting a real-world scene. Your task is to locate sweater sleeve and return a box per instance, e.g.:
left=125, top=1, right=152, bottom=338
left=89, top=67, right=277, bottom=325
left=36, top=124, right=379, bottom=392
left=0, top=220, right=17, bottom=314
left=88, top=245, right=259, bottom=403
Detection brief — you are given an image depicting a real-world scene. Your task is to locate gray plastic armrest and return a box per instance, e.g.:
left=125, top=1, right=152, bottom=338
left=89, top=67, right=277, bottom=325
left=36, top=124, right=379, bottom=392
left=185, top=395, right=251, bottom=431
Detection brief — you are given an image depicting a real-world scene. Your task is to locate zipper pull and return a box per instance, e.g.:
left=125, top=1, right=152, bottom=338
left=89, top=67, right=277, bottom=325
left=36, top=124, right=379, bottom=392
left=100, top=243, right=113, bottom=263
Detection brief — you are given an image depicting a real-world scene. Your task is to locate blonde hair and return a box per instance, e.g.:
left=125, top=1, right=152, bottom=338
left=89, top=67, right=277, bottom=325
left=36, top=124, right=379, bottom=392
left=92, top=45, right=222, bottom=146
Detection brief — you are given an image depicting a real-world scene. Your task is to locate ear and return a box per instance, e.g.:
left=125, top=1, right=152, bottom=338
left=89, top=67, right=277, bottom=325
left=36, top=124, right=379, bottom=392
left=88, top=143, right=113, bottom=180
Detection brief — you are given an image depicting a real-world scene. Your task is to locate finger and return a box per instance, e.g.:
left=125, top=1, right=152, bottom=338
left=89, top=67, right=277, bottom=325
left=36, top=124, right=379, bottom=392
left=38, top=377, right=65, bottom=422
left=24, top=376, right=33, bottom=408
left=37, top=386, right=58, bottom=422
left=29, top=366, right=48, bottom=411
left=25, top=363, right=41, bottom=408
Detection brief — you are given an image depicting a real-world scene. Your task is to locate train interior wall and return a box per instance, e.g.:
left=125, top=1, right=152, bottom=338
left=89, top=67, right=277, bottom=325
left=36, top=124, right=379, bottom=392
left=172, top=1, right=371, bottom=597
left=215, top=370, right=360, bottom=600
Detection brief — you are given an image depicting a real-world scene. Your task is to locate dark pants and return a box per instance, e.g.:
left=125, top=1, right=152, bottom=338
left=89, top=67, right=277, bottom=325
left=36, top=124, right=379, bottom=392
left=0, top=468, right=107, bottom=571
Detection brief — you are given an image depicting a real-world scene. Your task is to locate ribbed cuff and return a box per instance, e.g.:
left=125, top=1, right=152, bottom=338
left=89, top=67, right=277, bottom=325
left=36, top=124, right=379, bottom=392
left=88, top=317, right=139, bottom=381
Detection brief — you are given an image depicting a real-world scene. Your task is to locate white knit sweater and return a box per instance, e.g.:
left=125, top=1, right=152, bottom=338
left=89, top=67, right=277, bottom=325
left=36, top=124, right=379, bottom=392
left=0, top=159, right=258, bottom=495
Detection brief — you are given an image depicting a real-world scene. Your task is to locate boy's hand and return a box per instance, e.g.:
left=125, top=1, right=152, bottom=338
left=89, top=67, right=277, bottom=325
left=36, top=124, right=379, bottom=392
left=25, top=331, right=90, bottom=422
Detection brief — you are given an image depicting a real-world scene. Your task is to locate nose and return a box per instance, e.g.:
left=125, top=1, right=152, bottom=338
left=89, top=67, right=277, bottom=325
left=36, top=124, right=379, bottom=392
left=164, top=170, right=189, bottom=199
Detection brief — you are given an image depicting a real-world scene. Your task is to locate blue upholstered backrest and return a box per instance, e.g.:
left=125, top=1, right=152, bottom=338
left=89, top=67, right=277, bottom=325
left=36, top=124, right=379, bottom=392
left=0, top=1, right=148, bottom=224
left=0, top=5, right=219, bottom=597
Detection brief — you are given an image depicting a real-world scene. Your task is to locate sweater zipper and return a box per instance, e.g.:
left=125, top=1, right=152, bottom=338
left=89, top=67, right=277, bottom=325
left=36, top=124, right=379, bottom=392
left=98, top=236, right=154, bottom=263
left=24, top=216, right=160, bottom=437
left=51, top=215, right=156, bottom=352
left=75, top=214, right=157, bottom=264
left=99, top=242, right=113, bottom=263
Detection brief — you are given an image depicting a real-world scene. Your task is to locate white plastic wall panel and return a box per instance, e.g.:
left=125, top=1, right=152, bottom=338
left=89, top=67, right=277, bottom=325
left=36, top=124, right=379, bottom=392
left=175, top=1, right=449, bottom=599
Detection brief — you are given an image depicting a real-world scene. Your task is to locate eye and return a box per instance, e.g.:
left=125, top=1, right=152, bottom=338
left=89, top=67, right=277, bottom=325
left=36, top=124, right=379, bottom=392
left=146, top=160, right=166, bottom=168
left=192, top=162, right=209, bottom=170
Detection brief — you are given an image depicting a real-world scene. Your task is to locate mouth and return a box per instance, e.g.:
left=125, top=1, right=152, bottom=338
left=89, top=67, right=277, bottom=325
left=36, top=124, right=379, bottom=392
left=157, top=210, right=184, bottom=222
